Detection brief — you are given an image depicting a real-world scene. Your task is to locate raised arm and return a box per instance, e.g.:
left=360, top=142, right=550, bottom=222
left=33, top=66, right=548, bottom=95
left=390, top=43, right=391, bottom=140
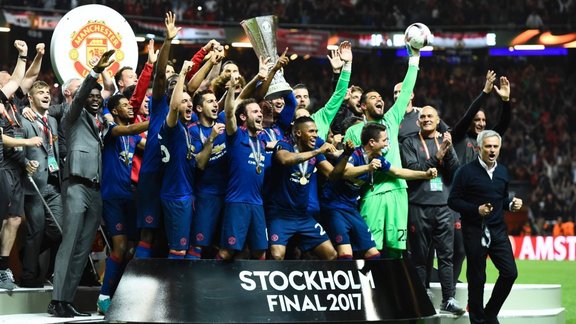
left=325, top=139, right=354, bottom=180
left=254, top=48, right=289, bottom=101
left=187, top=50, right=223, bottom=93
left=238, top=55, right=271, bottom=101
left=67, top=49, right=115, bottom=123
left=311, top=41, right=352, bottom=140
left=130, top=40, right=157, bottom=114
left=492, top=76, right=511, bottom=136
left=19, top=43, right=45, bottom=94
left=452, top=70, right=495, bottom=141
left=224, top=77, right=239, bottom=136
left=0, top=40, right=28, bottom=99
left=100, top=66, right=116, bottom=100
left=153, top=11, right=181, bottom=100
left=384, top=45, right=421, bottom=126
left=166, top=61, right=192, bottom=128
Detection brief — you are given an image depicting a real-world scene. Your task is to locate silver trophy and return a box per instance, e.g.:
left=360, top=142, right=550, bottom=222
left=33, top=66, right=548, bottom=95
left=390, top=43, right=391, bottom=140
left=240, top=15, right=292, bottom=100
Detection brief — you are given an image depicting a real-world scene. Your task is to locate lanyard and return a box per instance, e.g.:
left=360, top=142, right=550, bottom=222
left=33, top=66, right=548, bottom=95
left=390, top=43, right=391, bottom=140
left=2, top=104, right=21, bottom=128
left=418, top=131, right=440, bottom=160
left=120, top=135, right=131, bottom=166
left=247, top=135, right=262, bottom=174
left=264, top=128, right=277, bottom=142
left=184, top=124, right=193, bottom=160
left=294, top=145, right=309, bottom=185
left=361, top=147, right=374, bottom=190
left=35, top=112, right=54, bottom=148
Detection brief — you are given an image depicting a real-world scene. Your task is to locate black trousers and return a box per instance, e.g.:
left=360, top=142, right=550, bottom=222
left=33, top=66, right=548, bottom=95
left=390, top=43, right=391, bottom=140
left=22, top=184, right=63, bottom=281
left=462, top=220, right=517, bottom=324
left=408, top=204, right=455, bottom=302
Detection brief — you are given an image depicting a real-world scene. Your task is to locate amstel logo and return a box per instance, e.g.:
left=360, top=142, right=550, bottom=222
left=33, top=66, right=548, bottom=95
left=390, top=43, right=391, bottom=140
left=69, top=21, right=123, bottom=78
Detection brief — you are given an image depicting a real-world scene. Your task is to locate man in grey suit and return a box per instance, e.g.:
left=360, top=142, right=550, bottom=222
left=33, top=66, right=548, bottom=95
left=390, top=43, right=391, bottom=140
left=48, top=50, right=115, bottom=318
left=20, top=80, right=63, bottom=288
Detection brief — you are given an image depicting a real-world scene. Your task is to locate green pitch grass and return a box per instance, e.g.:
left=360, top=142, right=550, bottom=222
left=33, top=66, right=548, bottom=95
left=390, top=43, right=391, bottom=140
left=459, top=259, right=574, bottom=323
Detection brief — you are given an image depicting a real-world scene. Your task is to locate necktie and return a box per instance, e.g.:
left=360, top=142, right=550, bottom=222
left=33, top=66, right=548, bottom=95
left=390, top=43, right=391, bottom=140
left=42, top=116, right=49, bottom=136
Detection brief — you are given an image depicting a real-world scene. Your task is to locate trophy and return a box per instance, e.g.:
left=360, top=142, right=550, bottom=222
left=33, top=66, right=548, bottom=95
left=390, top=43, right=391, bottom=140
left=240, top=15, right=292, bottom=100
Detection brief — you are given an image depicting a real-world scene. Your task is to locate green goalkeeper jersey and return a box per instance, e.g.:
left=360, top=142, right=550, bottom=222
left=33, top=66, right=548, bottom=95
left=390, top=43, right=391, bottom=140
left=311, top=66, right=351, bottom=140
left=344, top=64, right=419, bottom=196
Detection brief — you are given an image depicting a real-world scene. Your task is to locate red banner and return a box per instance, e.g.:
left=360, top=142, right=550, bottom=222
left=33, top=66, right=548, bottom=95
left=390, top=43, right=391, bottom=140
left=277, top=29, right=329, bottom=57
left=510, top=236, right=576, bottom=261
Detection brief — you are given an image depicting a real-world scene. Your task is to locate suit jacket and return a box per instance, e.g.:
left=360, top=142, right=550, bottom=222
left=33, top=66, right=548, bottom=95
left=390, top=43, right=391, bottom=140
left=62, top=74, right=107, bottom=183
left=21, top=114, right=60, bottom=195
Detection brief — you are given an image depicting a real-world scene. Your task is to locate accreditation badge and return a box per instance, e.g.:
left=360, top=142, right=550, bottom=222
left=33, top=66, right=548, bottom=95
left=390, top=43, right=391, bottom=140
left=430, top=176, right=443, bottom=192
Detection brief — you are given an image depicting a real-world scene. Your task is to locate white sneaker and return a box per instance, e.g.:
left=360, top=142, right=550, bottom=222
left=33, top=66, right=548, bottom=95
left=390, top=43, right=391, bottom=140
left=440, top=297, right=465, bottom=316
left=0, top=269, right=18, bottom=291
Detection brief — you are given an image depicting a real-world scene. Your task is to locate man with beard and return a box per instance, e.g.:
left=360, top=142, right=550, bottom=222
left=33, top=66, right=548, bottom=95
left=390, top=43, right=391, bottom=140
left=344, top=46, right=421, bottom=258
left=218, top=75, right=269, bottom=260
left=267, top=116, right=346, bottom=260
left=330, top=86, right=363, bottom=136
left=159, top=61, right=195, bottom=260
left=134, top=12, right=180, bottom=259
left=188, top=89, right=226, bottom=259
left=48, top=49, right=115, bottom=318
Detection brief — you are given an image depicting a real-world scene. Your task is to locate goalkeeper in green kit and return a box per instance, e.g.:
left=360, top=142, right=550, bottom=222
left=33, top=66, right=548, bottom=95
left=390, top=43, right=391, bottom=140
left=343, top=45, right=421, bottom=258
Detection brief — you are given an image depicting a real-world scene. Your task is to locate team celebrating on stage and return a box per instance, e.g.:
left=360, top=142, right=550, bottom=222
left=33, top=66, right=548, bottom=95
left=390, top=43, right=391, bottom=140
left=0, top=12, right=523, bottom=323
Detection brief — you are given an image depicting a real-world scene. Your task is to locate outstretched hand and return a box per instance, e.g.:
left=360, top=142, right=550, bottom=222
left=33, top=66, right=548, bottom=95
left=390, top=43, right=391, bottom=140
left=327, top=48, right=343, bottom=73
left=147, top=39, right=159, bottom=64
left=493, top=76, right=510, bottom=101
left=483, top=70, right=496, bottom=93
left=93, top=49, right=116, bottom=73
left=339, top=41, right=352, bottom=63
left=165, top=11, right=181, bottom=40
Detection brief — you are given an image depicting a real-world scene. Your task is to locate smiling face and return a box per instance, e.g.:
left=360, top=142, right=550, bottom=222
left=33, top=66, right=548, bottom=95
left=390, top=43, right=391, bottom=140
left=85, top=88, right=103, bottom=114
left=418, top=106, right=439, bottom=136
left=363, top=91, right=385, bottom=121
left=243, top=102, right=263, bottom=133
left=197, top=92, right=219, bottom=121
left=29, top=85, right=51, bottom=113
left=295, top=121, right=318, bottom=151
left=368, top=130, right=389, bottom=157
left=471, top=110, right=487, bottom=134
left=112, top=98, right=134, bottom=123
left=479, top=135, right=501, bottom=167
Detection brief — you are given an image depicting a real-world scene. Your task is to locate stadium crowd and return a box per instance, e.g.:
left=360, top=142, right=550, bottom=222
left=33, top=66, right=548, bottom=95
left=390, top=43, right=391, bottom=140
left=2, top=0, right=575, bottom=28
left=0, top=7, right=574, bottom=322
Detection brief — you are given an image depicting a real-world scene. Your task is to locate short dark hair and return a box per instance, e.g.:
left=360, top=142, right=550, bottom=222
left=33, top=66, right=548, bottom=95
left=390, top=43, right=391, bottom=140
left=293, top=83, right=307, bottom=91
left=235, top=98, right=258, bottom=126
left=122, top=84, right=136, bottom=100
left=360, top=89, right=379, bottom=104
left=293, top=116, right=315, bottom=130
left=361, top=123, right=387, bottom=146
left=192, top=89, right=215, bottom=113
left=107, top=93, right=127, bottom=113
left=114, top=66, right=134, bottom=87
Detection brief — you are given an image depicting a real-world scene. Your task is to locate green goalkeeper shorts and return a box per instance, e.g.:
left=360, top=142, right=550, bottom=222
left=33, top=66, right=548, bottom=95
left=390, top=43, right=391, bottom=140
left=359, top=188, right=409, bottom=250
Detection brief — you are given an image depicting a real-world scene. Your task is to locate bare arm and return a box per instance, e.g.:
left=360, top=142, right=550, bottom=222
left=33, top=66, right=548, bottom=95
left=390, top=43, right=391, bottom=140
left=275, top=142, right=335, bottom=167
left=237, top=56, right=269, bottom=101
left=166, top=61, right=192, bottom=128
left=186, top=52, right=222, bottom=93
left=0, top=40, right=28, bottom=99
left=388, top=165, right=437, bottom=180
left=224, top=77, right=239, bottom=136
left=100, top=68, right=117, bottom=100
left=153, top=11, right=181, bottom=100
left=110, top=120, right=150, bottom=137
left=19, top=43, right=45, bottom=94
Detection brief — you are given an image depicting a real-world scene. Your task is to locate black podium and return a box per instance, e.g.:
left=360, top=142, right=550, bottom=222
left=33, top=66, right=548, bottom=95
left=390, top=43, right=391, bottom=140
left=106, top=259, right=435, bottom=323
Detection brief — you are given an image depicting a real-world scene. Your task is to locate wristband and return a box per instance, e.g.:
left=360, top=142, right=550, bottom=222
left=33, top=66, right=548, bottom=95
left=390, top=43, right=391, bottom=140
left=19, top=55, right=27, bottom=61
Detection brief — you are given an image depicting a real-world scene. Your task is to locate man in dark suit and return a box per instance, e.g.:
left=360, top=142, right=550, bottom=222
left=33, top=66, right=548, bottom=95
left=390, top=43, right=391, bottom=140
left=20, top=81, right=63, bottom=288
left=48, top=50, right=115, bottom=318
left=448, top=130, right=522, bottom=324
